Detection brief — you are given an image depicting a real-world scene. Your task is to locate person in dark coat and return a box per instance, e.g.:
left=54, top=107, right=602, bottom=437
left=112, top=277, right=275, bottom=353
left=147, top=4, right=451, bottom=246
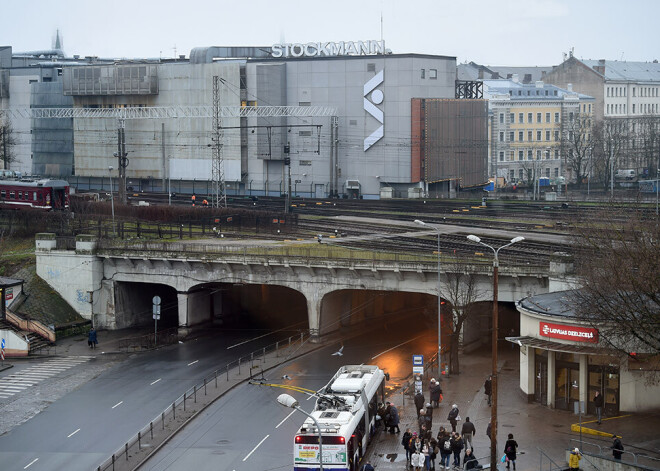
left=88, top=327, right=98, bottom=349
left=376, top=402, right=387, bottom=429
left=430, top=379, right=443, bottom=407
left=402, top=428, right=414, bottom=462
left=486, top=422, right=491, bottom=441
left=447, top=404, right=459, bottom=432
left=359, top=460, right=375, bottom=471
left=612, top=435, right=624, bottom=460
left=414, top=391, right=426, bottom=417
left=504, top=433, right=518, bottom=470
left=425, top=403, right=434, bottom=429
left=438, top=431, right=452, bottom=470
left=484, top=376, right=492, bottom=406
left=386, top=402, right=400, bottom=434
left=451, top=432, right=464, bottom=467
left=461, top=417, right=476, bottom=450
left=464, top=448, right=481, bottom=470
left=594, top=391, right=604, bottom=424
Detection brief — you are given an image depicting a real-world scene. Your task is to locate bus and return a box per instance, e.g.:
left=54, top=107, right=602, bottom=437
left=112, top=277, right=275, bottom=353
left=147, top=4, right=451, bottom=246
left=292, top=365, right=387, bottom=471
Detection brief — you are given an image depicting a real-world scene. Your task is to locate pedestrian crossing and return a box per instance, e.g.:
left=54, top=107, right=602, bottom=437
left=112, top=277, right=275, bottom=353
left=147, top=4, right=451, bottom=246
left=0, top=356, right=93, bottom=400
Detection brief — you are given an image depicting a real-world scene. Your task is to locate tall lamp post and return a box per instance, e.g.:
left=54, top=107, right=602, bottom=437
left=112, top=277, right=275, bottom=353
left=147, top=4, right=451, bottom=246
left=277, top=393, right=323, bottom=470
left=108, top=166, right=116, bottom=237
left=466, top=234, right=524, bottom=471
left=414, top=219, right=444, bottom=377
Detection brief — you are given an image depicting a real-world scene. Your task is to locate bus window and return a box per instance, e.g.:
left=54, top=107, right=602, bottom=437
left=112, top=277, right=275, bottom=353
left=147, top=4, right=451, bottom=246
left=10, top=191, right=15, bottom=199
left=0, top=190, right=5, bottom=199
left=18, top=191, right=22, bottom=200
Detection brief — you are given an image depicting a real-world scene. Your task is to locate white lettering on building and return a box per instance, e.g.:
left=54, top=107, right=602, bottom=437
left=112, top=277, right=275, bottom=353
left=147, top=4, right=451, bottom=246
left=271, top=40, right=385, bottom=58
left=541, top=324, right=594, bottom=339
left=364, top=70, right=384, bottom=151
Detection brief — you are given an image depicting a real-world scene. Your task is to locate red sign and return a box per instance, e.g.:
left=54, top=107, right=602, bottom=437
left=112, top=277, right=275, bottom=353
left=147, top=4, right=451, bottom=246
left=539, top=322, right=598, bottom=343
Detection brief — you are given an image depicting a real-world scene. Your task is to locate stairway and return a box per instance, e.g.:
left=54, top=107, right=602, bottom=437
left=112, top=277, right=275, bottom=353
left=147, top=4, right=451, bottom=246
left=0, top=318, right=54, bottom=355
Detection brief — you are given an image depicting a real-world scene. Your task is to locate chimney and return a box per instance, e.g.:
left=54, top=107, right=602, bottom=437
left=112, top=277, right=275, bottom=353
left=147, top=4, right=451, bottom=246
left=535, top=80, right=544, bottom=88
left=512, top=74, right=519, bottom=83
left=567, top=83, right=573, bottom=92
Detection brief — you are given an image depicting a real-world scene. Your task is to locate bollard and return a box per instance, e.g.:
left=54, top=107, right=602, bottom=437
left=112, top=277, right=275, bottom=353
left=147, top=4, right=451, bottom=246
left=276, top=340, right=280, bottom=357
left=226, top=365, right=229, bottom=381
left=172, top=402, right=176, bottom=420
left=215, top=370, right=218, bottom=388
left=150, top=422, right=153, bottom=439
left=125, top=443, right=129, bottom=460
left=138, top=431, right=142, bottom=449
left=238, top=358, right=241, bottom=375
left=183, top=392, right=186, bottom=411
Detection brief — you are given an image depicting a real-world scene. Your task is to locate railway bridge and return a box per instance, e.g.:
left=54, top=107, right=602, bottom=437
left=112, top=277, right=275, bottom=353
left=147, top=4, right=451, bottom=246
left=35, top=234, right=575, bottom=338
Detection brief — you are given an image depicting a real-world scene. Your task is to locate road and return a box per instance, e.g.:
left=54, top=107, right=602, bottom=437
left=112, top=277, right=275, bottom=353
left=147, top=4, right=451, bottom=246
left=0, top=329, right=299, bottom=471
left=139, top=317, right=435, bottom=470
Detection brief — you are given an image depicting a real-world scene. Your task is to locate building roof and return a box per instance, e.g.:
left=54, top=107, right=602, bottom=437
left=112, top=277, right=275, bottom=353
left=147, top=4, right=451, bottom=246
left=483, top=79, right=594, bottom=101
left=0, top=276, right=22, bottom=288
left=458, top=62, right=553, bottom=83
left=581, top=60, right=660, bottom=82
left=517, top=290, right=579, bottom=318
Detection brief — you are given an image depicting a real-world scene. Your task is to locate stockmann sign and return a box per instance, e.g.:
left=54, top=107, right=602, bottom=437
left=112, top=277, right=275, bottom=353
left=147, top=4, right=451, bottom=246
left=271, top=40, right=386, bottom=58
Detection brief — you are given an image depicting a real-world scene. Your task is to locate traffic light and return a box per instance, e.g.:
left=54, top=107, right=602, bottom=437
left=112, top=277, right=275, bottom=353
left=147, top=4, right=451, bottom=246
left=284, top=156, right=291, bottom=165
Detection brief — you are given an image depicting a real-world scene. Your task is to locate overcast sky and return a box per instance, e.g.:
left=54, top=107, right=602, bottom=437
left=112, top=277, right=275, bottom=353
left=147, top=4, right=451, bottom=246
left=2, top=0, right=659, bottom=66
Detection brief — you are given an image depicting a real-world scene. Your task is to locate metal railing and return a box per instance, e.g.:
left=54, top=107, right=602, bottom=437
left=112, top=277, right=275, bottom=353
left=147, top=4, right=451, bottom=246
left=95, top=330, right=308, bottom=471
left=538, top=447, right=565, bottom=471
left=569, top=438, right=660, bottom=470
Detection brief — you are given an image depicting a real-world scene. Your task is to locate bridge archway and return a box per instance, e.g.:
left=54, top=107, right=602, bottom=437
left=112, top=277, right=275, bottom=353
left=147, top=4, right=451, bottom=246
left=114, top=282, right=178, bottom=329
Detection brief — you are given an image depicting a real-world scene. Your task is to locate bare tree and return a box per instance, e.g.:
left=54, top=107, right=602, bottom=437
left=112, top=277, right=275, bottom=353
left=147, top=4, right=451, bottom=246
left=562, top=112, right=594, bottom=187
left=569, top=208, right=660, bottom=369
left=0, top=117, right=17, bottom=170
left=440, top=255, right=484, bottom=374
left=591, top=119, right=628, bottom=188
left=634, top=115, right=660, bottom=179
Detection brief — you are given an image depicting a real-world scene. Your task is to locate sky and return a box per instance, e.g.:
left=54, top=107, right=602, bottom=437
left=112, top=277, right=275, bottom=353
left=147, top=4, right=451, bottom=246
left=2, top=0, right=659, bottom=66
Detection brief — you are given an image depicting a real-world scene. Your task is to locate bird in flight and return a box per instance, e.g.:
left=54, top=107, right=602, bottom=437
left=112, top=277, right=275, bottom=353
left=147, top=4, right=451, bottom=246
left=282, top=374, right=292, bottom=380
left=332, top=345, right=344, bottom=356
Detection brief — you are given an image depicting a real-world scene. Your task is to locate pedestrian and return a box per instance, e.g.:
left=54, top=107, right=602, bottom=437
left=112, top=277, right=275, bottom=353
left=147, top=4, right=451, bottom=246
left=415, top=390, right=426, bottom=417
left=88, top=327, right=98, bottom=349
left=386, top=401, right=400, bottom=434
left=451, top=432, right=464, bottom=468
left=402, top=428, right=414, bottom=462
left=418, top=409, right=428, bottom=435
left=447, top=404, right=460, bottom=432
left=484, top=376, right=492, bottom=406
left=504, top=433, right=518, bottom=470
left=425, top=403, right=434, bottom=429
left=464, top=449, right=481, bottom=470
left=594, top=391, right=604, bottom=424
left=429, top=437, right=439, bottom=471
left=486, top=422, right=491, bottom=441
left=430, top=378, right=443, bottom=408
left=461, top=417, right=476, bottom=450
left=439, top=431, right=452, bottom=470
left=360, top=460, right=375, bottom=471
left=411, top=446, right=425, bottom=471
left=569, top=447, right=582, bottom=471
left=191, top=194, right=196, bottom=206
left=612, top=435, right=624, bottom=460
left=422, top=438, right=431, bottom=470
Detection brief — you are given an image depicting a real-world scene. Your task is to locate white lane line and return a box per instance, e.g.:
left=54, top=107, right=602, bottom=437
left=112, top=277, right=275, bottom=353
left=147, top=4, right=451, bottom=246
left=24, top=458, right=39, bottom=469
left=111, top=401, right=123, bottom=409
left=150, top=378, right=161, bottom=385
left=187, top=360, right=199, bottom=366
left=243, top=435, right=269, bottom=461
left=276, top=410, right=296, bottom=429
left=371, top=334, right=425, bottom=360
left=67, top=428, right=81, bottom=438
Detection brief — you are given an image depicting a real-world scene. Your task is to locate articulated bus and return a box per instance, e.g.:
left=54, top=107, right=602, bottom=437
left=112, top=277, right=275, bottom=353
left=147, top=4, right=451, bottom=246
left=292, top=365, right=387, bottom=471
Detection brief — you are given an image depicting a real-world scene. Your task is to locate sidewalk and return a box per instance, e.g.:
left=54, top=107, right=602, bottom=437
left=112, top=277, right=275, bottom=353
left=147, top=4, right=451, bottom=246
left=367, top=348, right=660, bottom=471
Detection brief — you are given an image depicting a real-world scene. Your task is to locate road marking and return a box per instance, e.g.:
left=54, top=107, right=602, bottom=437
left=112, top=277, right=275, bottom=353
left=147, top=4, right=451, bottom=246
left=371, top=334, right=425, bottom=360
left=243, top=435, right=269, bottom=461
left=24, top=458, right=38, bottom=469
left=150, top=378, right=161, bottom=385
left=112, top=401, right=123, bottom=409
left=67, top=428, right=81, bottom=438
left=187, top=360, right=199, bottom=366
left=276, top=410, right=296, bottom=429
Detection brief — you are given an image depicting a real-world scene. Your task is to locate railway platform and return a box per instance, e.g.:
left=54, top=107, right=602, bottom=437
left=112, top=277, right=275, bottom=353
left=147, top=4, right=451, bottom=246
left=365, top=347, right=660, bottom=471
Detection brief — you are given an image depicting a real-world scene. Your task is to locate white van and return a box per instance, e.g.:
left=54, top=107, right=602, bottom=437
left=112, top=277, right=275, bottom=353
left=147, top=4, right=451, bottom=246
left=615, top=169, right=637, bottom=181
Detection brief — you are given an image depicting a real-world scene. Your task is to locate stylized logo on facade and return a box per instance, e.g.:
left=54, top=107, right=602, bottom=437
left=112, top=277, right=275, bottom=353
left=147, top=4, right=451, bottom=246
left=271, top=40, right=385, bottom=58
left=539, top=321, right=599, bottom=343
left=363, top=70, right=384, bottom=151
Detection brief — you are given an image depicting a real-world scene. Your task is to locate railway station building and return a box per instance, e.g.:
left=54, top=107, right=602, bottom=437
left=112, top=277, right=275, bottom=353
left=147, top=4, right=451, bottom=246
left=512, top=290, right=660, bottom=413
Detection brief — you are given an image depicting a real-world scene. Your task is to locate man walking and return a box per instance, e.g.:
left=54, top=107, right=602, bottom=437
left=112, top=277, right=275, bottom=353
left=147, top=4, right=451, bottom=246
left=415, top=390, right=426, bottom=417
left=612, top=435, right=624, bottom=460
left=484, top=376, right=492, bottom=406
left=461, top=417, right=476, bottom=450
left=594, top=391, right=604, bottom=424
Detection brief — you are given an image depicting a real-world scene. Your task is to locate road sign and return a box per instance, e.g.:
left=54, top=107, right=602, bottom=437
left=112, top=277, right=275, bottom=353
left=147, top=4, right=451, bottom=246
left=152, top=314, right=161, bottom=320
left=412, top=354, right=424, bottom=374
left=152, top=296, right=161, bottom=306
left=153, top=305, right=161, bottom=315
left=1, top=338, right=5, bottom=349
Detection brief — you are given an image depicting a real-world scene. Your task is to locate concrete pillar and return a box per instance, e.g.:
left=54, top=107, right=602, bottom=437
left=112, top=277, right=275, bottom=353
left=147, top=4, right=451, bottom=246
left=547, top=350, right=556, bottom=408
left=306, top=295, right=322, bottom=341
left=521, top=347, right=535, bottom=401
left=579, top=354, right=588, bottom=407
left=177, top=292, right=189, bottom=328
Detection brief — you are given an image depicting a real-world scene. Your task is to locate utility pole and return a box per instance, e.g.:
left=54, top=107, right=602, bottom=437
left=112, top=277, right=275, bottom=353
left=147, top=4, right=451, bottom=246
left=211, top=76, right=227, bottom=208
left=1, top=125, right=6, bottom=170
left=610, top=139, right=614, bottom=198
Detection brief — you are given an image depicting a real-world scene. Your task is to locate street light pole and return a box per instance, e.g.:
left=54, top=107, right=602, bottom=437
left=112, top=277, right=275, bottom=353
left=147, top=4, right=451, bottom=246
left=277, top=394, right=323, bottom=470
left=108, top=166, right=116, bottom=237
left=414, top=219, right=443, bottom=377
left=466, top=234, right=524, bottom=471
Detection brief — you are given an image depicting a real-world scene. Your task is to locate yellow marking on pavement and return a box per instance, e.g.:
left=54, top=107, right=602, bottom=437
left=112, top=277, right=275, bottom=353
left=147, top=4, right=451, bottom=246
left=571, top=414, right=631, bottom=437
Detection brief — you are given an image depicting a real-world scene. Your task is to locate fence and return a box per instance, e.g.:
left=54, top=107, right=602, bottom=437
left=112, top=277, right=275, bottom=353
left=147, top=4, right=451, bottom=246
left=569, top=438, right=660, bottom=470
left=95, top=331, right=308, bottom=471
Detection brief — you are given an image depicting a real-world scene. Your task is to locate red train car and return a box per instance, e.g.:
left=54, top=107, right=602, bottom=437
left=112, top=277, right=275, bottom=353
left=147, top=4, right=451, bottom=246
left=0, top=179, right=70, bottom=210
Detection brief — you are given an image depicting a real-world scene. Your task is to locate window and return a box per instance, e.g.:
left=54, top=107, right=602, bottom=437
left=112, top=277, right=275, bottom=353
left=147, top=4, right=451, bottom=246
left=499, top=151, right=504, bottom=162
left=607, top=104, right=610, bottom=114
left=499, top=132, right=504, bottom=142
left=537, top=130, right=542, bottom=141
left=528, top=113, right=533, bottom=123
left=510, top=113, right=515, bottom=123
left=0, top=190, right=4, bottom=198
left=299, top=160, right=312, bottom=166
left=527, top=131, right=533, bottom=141
left=554, top=112, right=560, bottom=123
left=509, top=151, right=515, bottom=161
left=519, top=112, right=524, bottom=123
left=510, top=170, right=515, bottom=181
left=519, top=131, right=524, bottom=141
left=518, top=150, right=524, bottom=161
left=554, top=149, right=560, bottom=160
left=537, top=150, right=542, bottom=160
left=569, top=112, right=574, bottom=122
left=633, top=87, right=636, bottom=97
left=554, top=168, right=559, bottom=177
left=545, top=112, right=550, bottom=123
left=588, top=104, right=591, bottom=113
left=554, top=131, right=559, bottom=141
left=519, top=169, right=524, bottom=180
left=420, top=69, right=425, bottom=79
left=18, top=192, right=22, bottom=200
left=546, top=130, right=551, bottom=141
left=499, top=113, right=504, bottom=124
left=429, top=69, right=437, bottom=79
left=509, top=131, right=514, bottom=141
left=9, top=191, right=15, bottom=199
left=527, top=150, right=533, bottom=160
left=299, top=130, right=312, bottom=136
left=537, top=113, right=542, bottom=123
left=545, top=168, right=550, bottom=178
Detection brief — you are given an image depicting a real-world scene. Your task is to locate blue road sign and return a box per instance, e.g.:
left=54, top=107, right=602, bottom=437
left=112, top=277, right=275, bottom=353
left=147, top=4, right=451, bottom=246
left=1, top=338, right=4, bottom=349
left=412, top=354, right=424, bottom=374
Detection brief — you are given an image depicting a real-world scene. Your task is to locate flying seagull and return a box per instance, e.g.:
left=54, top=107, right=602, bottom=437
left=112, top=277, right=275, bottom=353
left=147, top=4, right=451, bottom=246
left=282, top=374, right=292, bottom=380
left=332, top=345, right=344, bottom=356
